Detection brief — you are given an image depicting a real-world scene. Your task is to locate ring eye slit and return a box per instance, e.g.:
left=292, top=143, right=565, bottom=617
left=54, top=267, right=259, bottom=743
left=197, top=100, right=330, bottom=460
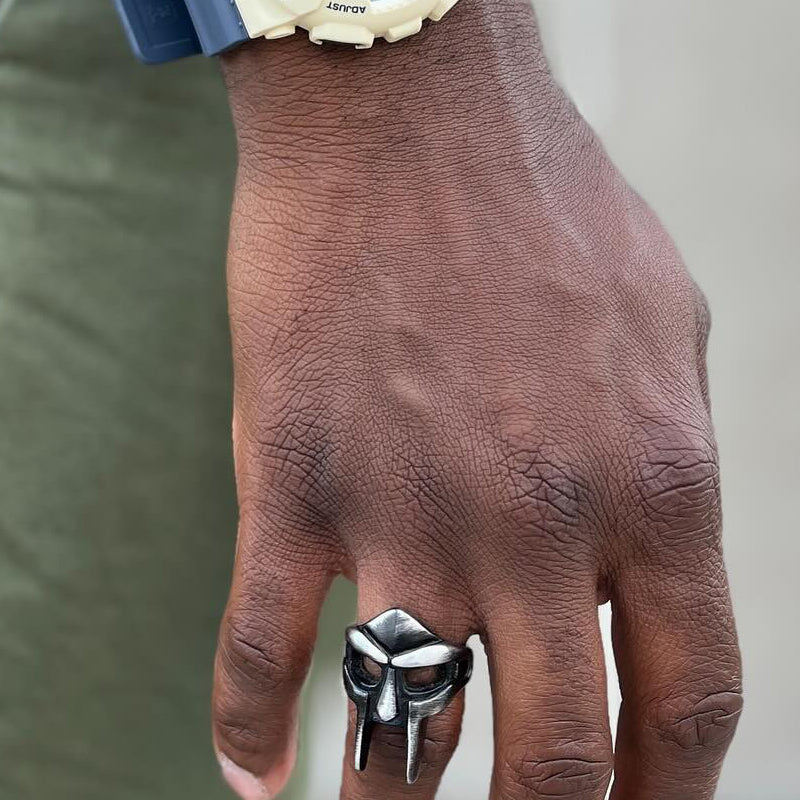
left=355, top=654, right=383, bottom=686
left=403, top=664, right=448, bottom=692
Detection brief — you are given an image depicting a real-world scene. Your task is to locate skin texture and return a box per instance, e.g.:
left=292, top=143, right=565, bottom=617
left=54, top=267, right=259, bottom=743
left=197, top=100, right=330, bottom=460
left=212, top=2, right=743, bottom=798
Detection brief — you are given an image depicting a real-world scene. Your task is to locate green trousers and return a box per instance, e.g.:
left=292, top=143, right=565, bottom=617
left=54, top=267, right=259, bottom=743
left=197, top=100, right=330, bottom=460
left=0, top=2, right=352, bottom=797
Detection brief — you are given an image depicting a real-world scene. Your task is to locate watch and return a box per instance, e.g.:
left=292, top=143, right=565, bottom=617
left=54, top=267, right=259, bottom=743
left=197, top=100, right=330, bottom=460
left=114, top=0, right=461, bottom=64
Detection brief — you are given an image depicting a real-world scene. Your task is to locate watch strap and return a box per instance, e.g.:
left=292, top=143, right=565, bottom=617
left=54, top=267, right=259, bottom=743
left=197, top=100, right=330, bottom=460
left=114, top=0, right=250, bottom=64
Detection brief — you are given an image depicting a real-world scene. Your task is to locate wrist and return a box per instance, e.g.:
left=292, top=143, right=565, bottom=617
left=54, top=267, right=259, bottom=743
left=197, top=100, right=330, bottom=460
left=220, top=0, right=579, bottom=181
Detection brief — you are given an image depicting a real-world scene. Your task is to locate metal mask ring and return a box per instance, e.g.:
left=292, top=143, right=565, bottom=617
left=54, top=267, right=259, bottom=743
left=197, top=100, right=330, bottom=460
left=342, top=608, right=473, bottom=784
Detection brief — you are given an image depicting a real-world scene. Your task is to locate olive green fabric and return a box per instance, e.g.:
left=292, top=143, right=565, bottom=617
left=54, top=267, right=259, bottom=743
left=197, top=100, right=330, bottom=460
left=0, top=3, right=355, bottom=796
left=2, top=2, right=248, bottom=797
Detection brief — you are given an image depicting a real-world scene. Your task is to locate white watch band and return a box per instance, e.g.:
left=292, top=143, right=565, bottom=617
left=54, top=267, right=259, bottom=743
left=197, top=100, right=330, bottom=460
left=235, top=0, right=461, bottom=49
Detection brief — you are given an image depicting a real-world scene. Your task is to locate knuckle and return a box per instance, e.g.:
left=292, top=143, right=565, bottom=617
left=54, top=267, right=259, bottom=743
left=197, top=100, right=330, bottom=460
left=634, top=420, right=721, bottom=547
left=367, top=725, right=407, bottom=765
left=499, top=745, right=612, bottom=798
left=219, top=614, right=306, bottom=692
left=213, top=615, right=307, bottom=757
left=644, top=688, right=743, bottom=753
left=498, top=445, right=593, bottom=549
left=420, top=722, right=462, bottom=766
left=239, top=402, right=340, bottom=528
left=367, top=720, right=459, bottom=770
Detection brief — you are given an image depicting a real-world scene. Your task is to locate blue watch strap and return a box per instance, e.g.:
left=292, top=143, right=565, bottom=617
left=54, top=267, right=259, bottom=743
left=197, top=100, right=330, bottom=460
left=114, top=0, right=250, bottom=64
left=114, top=0, right=200, bottom=63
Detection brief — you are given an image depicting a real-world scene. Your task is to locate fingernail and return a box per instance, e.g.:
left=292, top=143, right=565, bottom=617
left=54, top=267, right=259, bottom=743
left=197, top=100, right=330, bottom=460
left=218, top=753, right=271, bottom=800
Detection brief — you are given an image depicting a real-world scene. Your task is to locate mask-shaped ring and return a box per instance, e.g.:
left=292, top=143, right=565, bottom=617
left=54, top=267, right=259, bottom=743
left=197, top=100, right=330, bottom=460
left=342, top=608, right=473, bottom=784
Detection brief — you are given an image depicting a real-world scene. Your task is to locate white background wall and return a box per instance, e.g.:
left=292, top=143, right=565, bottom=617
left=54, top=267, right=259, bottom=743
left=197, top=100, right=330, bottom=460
left=304, top=2, right=800, bottom=798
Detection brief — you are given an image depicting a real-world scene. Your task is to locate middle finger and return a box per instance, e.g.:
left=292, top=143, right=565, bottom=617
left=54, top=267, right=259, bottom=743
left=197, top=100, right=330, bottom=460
left=485, top=586, right=613, bottom=800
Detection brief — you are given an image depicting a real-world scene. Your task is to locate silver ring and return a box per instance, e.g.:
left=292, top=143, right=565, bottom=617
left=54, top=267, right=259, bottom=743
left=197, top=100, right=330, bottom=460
left=343, top=608, right=473, bottom=784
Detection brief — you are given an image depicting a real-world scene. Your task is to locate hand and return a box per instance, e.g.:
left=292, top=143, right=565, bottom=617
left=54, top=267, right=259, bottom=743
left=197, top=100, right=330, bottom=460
left=211, top=3, right=742, bottom=798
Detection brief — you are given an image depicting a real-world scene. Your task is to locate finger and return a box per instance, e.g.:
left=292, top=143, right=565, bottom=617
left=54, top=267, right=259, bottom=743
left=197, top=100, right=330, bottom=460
left=212, top=503, right=336, bottom=800
left=340, top=583, right=474, bottom=800
left=341, top=692, right=466, bottom=800
left=486, top=585, right=613, bottom=800
left=609, top=432, right=743, bottom=800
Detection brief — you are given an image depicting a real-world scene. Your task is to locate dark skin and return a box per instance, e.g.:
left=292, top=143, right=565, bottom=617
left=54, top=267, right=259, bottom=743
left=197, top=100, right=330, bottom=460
left=211, top=2, right=742, bottom=798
